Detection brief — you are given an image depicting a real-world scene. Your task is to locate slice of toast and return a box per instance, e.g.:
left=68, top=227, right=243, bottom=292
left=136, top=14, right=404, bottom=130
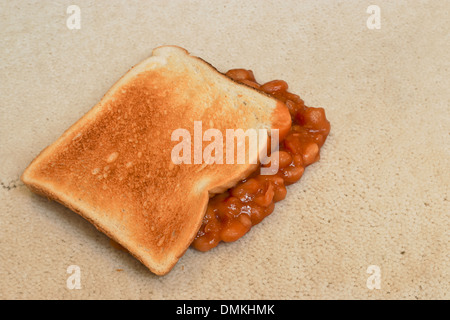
left=21, top=46, right=291, bottom=275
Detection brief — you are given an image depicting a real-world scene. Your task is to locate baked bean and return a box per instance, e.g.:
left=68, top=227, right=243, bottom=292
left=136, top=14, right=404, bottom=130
left=191, top=69, right=330, bottom=252
left=220, top=219, right=251, bottom=242
left=260, top=174, right=284, bottom=186
left=285, top=100, right=297, bottom=117
left=283, top=133, right=303, bottom=154
left=278, top=150, right=293, bottom=168
left=272, top=92, right=288, bottom=103
left=285, top=92, right=304, bottom=104
left=261, top=80, right=288, bottom=94
left=291, top=124, right=302, bottom=132
left=230, top=178, right=260, bottom=201
left=311, top=132, right=325, bottom=147
left=272, top=184, right=287, bottom=202
left=204, top=219, right=220, bottom=234
left=225, top=69, right=255, bottom=82
left=249, top=205, right=265, bottom=225
left=281, top=166, right=304, bottom=184
left=262, top=150, right=292, bottom=170
left=292, top=154, right=303, bottom=167
left=300, top=107, right=329, bottom=131
left=210, top=198, right=228, bottom=218
left=192, top=233, right=220, bottom=252
left=239, top=213, right=252, bottom=229
left=254, top=183, right=274, bottom=207
left=302, top=143, right=319, bottom=167
left=265, top=202, right=275, bottom=216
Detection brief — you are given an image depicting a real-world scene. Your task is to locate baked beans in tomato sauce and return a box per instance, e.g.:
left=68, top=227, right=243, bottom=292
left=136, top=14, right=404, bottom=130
left=191, top=69, right=331, bottom=252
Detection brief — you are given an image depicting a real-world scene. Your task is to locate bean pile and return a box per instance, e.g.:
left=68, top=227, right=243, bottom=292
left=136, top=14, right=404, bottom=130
left=191, top=69, right=331, bottom=251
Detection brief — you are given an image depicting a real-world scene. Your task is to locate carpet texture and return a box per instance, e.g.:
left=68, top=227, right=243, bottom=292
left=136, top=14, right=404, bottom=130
left=0, top=0, right=448, bottom=299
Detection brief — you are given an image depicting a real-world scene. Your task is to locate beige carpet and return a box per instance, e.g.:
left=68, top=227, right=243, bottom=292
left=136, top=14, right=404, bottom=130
left=0, top=0, right=448, bottom=299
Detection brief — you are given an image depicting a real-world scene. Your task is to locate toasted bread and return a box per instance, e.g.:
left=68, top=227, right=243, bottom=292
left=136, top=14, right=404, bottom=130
left=21, top=46, right=291, bottom=275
